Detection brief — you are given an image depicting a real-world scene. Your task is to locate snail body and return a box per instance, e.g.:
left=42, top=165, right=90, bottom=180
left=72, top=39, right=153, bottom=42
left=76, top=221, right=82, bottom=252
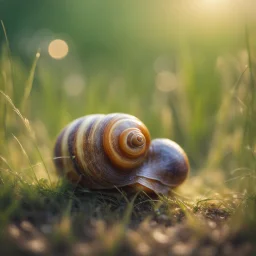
left=54, top=113, right=189, bottom=194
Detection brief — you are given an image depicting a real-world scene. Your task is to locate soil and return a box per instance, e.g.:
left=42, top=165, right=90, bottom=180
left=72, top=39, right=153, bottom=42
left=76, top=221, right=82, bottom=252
left=2, top=189, right=255, bottom=256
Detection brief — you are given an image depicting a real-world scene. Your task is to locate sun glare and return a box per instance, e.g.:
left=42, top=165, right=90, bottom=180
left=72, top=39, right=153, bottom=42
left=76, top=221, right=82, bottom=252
left=199, top=0, right=229, bottom=11
left=48, top=39, right=69, bottom=60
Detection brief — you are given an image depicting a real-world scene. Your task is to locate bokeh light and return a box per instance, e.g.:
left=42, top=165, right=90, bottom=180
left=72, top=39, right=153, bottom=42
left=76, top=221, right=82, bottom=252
left=48, top=39, right=69, bottom=60
left=63, top=74, right=85, bottom=97
left=156, top=71, right=177, bottom=92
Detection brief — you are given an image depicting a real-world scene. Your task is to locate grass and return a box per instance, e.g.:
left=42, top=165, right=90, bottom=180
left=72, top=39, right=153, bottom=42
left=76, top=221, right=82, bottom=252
left=0, top=20, right=256, bottom=255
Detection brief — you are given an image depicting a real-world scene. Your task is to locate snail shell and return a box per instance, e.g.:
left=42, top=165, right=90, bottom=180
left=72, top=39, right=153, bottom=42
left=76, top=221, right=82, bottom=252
left=53, top=113, right=189, bottom=194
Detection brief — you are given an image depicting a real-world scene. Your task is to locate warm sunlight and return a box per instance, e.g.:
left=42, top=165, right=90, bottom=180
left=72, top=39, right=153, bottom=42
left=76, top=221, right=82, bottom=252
left=200, top=0, right=232, bottom=14
left=1, top=0, right=256, bottom=254
left=201, top=0, right=229, bottom=8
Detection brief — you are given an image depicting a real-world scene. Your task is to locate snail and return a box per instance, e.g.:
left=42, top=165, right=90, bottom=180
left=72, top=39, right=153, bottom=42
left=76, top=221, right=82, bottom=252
left=53, top=113, right=189, bottom=194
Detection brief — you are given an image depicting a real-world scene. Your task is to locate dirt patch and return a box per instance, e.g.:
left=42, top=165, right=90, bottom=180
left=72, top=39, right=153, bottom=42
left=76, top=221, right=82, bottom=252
left=2, top=190, right=255, bottom=256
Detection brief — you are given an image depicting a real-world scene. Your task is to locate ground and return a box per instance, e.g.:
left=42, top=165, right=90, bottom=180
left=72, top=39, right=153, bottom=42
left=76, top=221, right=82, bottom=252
left=0, top=182, right=255, bottom=256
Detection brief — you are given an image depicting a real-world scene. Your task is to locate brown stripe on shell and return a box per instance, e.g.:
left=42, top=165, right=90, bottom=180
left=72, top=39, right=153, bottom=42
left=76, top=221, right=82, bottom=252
left=79, top=115, right=109, bottom=188
left=82, top=115, right=111, bottom=187
left=87, top=114, right=142, bottom=186
left=103, top=115, right=151, bottom=169
left=83, top=114, right=125, bottom=187
left=67, top=118, right=85, bottom=176
left=104, top=116, right=135, bottom=167
left=65, top=118, right=102, bottom=188
left=54, top=113, right=153, bottom=189
left=53, top=128, right=66, bottom=176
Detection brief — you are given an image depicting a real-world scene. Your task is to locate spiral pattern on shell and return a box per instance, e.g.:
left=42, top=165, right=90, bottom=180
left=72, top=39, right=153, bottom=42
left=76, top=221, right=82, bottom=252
left=53, top=113, right=189, bottom=194
left=54, top=114, right=151, bottom=188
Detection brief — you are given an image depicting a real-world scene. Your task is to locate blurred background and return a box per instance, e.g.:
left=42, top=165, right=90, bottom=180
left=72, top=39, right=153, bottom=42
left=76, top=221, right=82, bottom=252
left=0, top=0, right=256, bottom=181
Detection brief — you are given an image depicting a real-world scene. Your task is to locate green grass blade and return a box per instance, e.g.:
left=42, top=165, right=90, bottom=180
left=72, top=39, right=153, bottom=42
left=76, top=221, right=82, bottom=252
left=0, top=20, right=13, bottom=100
left=0, top=72, right=7, bottom=145
left=243, top=24, right=256, bottom=170
left=21, top=50, right=41, bottom=112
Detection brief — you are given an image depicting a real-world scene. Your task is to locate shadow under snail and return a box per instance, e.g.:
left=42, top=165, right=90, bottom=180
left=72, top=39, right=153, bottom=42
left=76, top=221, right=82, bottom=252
left=53, top=113, right=189, bottom=194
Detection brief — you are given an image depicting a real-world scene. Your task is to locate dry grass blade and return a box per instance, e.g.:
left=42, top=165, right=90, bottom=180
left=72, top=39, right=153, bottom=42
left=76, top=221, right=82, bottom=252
left=0, top=155, right=25, bottom=184
left=206, top=65, right=249, bottom=168
left=12, top=134, right=39, bottom=184
left=0, top=90, right=52, bottom=185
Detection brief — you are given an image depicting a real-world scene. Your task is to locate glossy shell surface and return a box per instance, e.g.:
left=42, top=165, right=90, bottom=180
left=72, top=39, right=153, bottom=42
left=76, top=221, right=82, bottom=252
left=54, top=113, right=189, bottom=194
